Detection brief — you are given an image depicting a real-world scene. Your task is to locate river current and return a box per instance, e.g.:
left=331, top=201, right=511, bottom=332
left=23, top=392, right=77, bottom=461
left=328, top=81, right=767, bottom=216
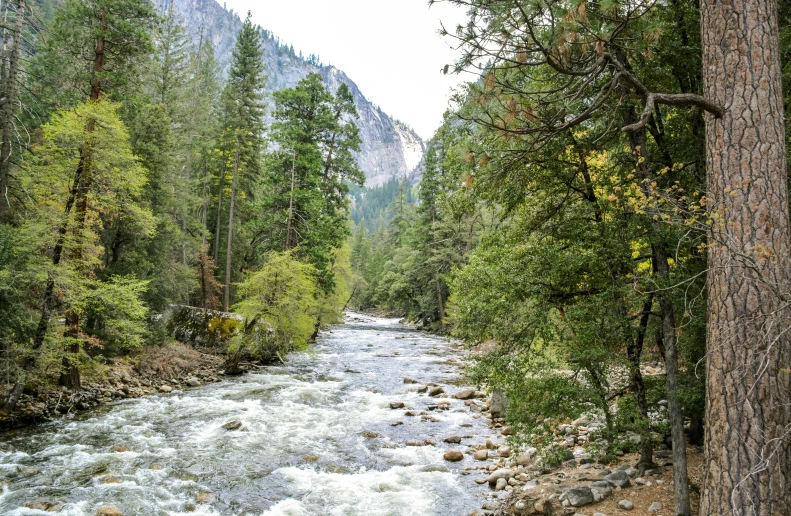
left=0, top=314, right=496, bottom=515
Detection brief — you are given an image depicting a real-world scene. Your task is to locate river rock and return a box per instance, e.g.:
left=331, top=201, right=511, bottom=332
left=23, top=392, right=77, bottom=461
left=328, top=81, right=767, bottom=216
left=495, top=477, right=507, bottom=491
left=417, top=385, right=428, bottom=393
left=390, top=402, right=405, bottom=409
left=603, top=470, right=631, bottom=488
left=474, top=449, right=489, bottom=460
left=403, top=378, right=419, bottom=384
left=618, top=499, right=634, bottom=510
left=444, top=450, right=464, bottom=461
left=222, top=420, right=243, bottom=431
left=516, top=447, right=537, bottom=465
left=158, top=385, right=173, bottom=393
left=487, top=468, right=514, bottom=485
left=444, top=436, right=462, bottom=444
left=561, top=487, right=594, bottom=507
left=95, top=506, right=123, bottom=516
left=454, top=388, right=475, bottom=400
left=185, top=377, right=201, bottom=387
left=648, top=502, right=663, bottom=512
left=428, top=386, right=445, bottom=397
left=498, top=446, right=512, bottom=457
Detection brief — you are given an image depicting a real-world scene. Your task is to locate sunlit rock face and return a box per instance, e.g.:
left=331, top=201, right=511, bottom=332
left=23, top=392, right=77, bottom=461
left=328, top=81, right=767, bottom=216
left=170, top=0, right=426, bottom=186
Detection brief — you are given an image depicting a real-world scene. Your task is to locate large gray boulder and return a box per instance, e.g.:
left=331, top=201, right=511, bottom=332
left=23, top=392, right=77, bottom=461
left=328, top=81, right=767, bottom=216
left=562, top=487, right=594, bottom=507
left=604, top=470, right=631, bottom=488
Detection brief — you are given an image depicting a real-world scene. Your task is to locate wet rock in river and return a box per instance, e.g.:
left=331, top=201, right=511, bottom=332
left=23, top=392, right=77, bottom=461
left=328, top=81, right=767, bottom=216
left=95, top=506, right=123, bottom=516
left=474, top=449, right=489, bottom=461
left=428, top=386, right=445, bottom=397
left=495, top=477, right=507, bottom=491
left=444, top=435, right=462, bottom=444
left=222, top=420, right=243, bottom=431
left=403, top=378, right=419, bottom=384
left=453, top=388, right=475, bottom=400
left=185, top=377, right=201, bottom=387
left=390, top=402, right=405, bottom=409
left=444, top=450, right=464, bottom=461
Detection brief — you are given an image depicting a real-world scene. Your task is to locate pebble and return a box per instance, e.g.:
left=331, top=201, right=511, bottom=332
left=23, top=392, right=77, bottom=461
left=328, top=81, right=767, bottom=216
left=648, top=502, right=663, bottom=512
left=618, top=499, right=634, bottom=510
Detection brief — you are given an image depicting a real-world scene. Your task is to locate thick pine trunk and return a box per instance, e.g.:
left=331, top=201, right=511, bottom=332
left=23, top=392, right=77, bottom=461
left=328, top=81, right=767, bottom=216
left=223, top=137, right=240, bottom=312
left=0, top=0, right=23, bottom=217
left=700, top=0, right=791, bottom=512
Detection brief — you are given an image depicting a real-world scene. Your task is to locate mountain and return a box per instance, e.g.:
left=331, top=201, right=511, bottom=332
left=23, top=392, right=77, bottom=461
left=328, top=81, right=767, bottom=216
left=170, top=0, right=425, bottom=187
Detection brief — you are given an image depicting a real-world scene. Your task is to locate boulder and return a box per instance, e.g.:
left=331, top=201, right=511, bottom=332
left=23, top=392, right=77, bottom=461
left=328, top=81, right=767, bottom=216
left=428, top=386, right=445, bottom=397
left=443, top=450, right=464, bottom=462
left=403, top=378, right=419, bottom=384
left=389, top=402, right=405, bottom=409
left=516, top=448, right=537, bottom=465
left=454, top=388, right=475, bottom=400
left=474, top=449, right=489, bottom=461
left=603, top=470, right=631, bottom=488
left=222, top=420, right=243, bottom=431
left=185, top=377, right=201, bottom=387
left=562, top=487, right=594, bottom=507
left=443, top=436, right=462, bottom=444
left=487, top=468, right=514, bottom=485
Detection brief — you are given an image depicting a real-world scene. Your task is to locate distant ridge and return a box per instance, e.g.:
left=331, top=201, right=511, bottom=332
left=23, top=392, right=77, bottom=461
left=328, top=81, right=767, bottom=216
left=170, top=0, right=426, bottom=187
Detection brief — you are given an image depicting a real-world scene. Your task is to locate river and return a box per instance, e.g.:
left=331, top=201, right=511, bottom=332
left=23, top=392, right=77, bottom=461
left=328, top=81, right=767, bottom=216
left=0, top=314, right=498, bottom=515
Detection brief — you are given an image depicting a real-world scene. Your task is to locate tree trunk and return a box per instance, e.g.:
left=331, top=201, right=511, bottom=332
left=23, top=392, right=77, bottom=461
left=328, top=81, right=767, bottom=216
left=625, top=111, right=690, bottom=515
left=223, top=137, right=240, bottom=312
left=0, top=0, right=23, bottom=217
left=625, top=295, right=654, bottom=469
left=700, top=0, right=791, bottom=512
left=212, top=163, right=225, bottom=265
left=285, top=151, right=296, bottom=249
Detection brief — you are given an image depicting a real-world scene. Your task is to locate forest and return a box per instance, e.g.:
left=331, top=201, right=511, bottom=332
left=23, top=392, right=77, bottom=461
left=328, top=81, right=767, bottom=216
left=349, top=0, right=791, bottom=513
left=0, top=0, right=362, bottom=408
left=1, top=0, right=790, bottom=514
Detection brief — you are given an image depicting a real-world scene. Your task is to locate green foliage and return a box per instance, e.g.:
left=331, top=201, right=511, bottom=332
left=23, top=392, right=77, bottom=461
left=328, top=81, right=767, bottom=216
left=231, top=251, right=319, bottom=357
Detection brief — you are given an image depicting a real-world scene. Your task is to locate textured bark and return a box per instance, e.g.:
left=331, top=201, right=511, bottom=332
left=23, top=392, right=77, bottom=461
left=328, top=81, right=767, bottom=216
left=0, top=0, right=23, bottom=216
left=700, top=0, right=791, bottom=513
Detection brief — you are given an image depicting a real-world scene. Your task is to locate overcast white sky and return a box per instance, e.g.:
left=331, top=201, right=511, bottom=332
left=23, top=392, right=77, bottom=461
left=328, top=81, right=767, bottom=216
left=222, top=0, right=470, bottom=139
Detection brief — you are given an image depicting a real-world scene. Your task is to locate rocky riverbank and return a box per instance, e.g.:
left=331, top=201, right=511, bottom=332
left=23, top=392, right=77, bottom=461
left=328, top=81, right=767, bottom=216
left=0, top=343, right=272, bottom=430
left=436, top=391, right=702, bottom=516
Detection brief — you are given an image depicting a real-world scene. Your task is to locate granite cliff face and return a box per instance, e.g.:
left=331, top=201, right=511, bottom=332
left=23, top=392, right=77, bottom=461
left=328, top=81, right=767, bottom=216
left=171, top=0, right=425, bottom=186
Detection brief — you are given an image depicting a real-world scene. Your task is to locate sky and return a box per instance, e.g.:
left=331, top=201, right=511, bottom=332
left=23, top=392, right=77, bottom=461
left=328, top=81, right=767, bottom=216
left=222, top=0, right=470, bottom=140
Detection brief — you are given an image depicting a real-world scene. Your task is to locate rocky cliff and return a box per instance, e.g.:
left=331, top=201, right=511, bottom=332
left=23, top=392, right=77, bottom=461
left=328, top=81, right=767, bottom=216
left=170, top=0, right=425, bottom=186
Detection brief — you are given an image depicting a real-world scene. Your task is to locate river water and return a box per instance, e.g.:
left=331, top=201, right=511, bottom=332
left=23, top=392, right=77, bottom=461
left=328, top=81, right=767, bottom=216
left=0, top=314, right=497, bottom=515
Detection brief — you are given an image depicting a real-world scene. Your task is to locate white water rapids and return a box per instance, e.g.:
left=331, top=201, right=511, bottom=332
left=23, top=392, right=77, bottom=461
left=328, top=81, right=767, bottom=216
left=0, top=314, right=498, bottom=515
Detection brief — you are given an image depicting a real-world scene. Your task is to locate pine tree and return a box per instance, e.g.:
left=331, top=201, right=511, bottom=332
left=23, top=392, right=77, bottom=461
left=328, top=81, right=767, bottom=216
left=219, top=12, right=265, bottom=311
